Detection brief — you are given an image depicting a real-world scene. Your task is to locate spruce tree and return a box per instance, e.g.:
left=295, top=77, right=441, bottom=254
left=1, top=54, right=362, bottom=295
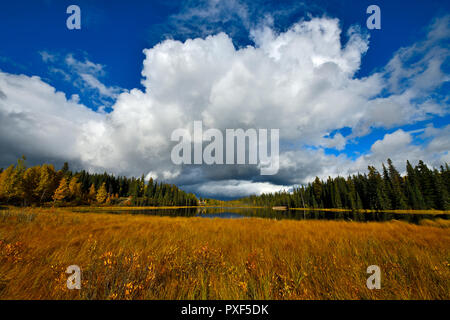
left=386, top=159, right=407, bottom=209
left=416, top=161, right=436, bottom=209
left=405, top=160, right=425, bottom=209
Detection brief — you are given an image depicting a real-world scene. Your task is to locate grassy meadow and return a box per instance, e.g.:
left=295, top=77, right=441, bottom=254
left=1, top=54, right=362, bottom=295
left=0, top=207, right=449, bottom=300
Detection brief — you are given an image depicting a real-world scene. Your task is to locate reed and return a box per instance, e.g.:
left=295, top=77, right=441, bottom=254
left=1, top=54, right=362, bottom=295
left=0, top=207, right=448, bottom=300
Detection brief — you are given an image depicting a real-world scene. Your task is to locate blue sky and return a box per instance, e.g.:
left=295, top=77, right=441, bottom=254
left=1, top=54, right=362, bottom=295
left=1, top=0, right=448, bottom=96
left=0, top=0, right=449, bottom=198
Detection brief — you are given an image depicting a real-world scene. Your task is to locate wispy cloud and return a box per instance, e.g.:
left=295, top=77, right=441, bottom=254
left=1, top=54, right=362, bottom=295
left=39, top=51, right=124, bottom=110
left=38, top=51, right=56, bottom=63
left=79, top=73, right=121, bottom=100
left=65, top=54, right=105, bottom=77
left=152, top=0, right=314, bottom=44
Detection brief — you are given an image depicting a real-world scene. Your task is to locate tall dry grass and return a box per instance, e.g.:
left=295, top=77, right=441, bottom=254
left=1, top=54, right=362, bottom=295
left=0, top=207, right=448, bottom=299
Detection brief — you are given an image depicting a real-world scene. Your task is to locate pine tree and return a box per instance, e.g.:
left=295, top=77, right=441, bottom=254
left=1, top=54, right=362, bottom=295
left=332, top=180, right=342, bottom=208
left=355, top=191, right=364, bottom=210
left=441, top=164, right=450, bottom=191
left=238, top=159, right=449, bottom=211
left=432, top=169, right=450, bottom=210
left=416, top=160, right=436, bottom=209
left=312, top=177, right=322, bottom=205
left=405, top=160, right=425, bottom=209
left=367, top=166, right=390, bottom=210
left=61, top=162, right=69, bottom=175
left=382, top=163, right=394, bottom=208
left=386, top=159, right=407, bottom=209
left=346, top=178, right=358, bottom=210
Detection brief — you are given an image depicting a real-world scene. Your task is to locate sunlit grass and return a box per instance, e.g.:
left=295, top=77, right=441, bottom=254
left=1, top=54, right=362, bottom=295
left=0, top=207, right=448, bottom=300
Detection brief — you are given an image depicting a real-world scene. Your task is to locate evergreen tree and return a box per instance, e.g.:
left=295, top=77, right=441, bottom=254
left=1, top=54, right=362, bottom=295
left=416, top=161, right=436, bottom=209
left=432, top=169, right=450, bottom=210
left=240, top=159, right=449, bottom=211
left=386, top=159, right=407, bottom=209
left=367, top=166, right=390, bottom=210
left=405, top=160, right=425, bottom=209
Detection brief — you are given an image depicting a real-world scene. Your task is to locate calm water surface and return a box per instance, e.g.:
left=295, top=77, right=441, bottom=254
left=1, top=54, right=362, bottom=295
left=83, top=207, right=449, bottom=224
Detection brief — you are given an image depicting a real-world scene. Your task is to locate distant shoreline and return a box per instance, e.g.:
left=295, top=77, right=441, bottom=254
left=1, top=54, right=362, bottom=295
left=3, top=205, right=448, bottom=215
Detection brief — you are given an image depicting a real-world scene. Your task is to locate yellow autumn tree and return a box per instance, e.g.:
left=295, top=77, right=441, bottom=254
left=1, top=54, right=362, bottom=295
left=88, top=184, right=96, bottom=203
left=10, top=156, right=27, bottom=200
left=68, top=176, right=82, bottom=202
left=0, top=165, right=15, bottom=202
left=36, top=164, right=57, bottom=203
left=20, top=166, right=41, bottom=205
left=53, top=177, right=69, bottom=202
left=96, top=182, right=108, bottom=204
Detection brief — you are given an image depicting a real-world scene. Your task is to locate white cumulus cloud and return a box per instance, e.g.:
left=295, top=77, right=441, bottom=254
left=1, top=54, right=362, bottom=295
left=0, top=16, right=449, bottom=198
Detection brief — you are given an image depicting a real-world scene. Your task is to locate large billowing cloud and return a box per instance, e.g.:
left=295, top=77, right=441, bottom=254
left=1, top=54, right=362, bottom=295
left=0, top=72, right=102, bottom=168
left=0, top=16, right=448, bottom=198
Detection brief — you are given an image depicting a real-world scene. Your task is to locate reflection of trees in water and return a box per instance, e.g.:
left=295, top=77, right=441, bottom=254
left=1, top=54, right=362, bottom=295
left=233, top=208, right=449, bottom=224
left=103, top=207, right=449, bottom=224
left=197, top=207, right=206, bottom=215
left=123, top=207, right=198, bottom=217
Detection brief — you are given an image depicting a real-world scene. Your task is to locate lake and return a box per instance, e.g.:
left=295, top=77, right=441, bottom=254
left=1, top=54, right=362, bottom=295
left=82, top=207, right=450, bottom=224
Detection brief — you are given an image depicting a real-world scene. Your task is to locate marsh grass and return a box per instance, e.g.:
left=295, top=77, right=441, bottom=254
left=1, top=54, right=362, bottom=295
left=0, top=208, right=448, bottom=300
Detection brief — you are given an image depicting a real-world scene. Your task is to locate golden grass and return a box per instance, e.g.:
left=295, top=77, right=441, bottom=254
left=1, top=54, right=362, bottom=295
left=419, top=218, right=450, bottom=228
left=0, top=207, right=449, bottom=300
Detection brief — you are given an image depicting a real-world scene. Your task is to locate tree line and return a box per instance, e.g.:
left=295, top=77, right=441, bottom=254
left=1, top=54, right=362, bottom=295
left=0, top=157, right=198, bottom=207
left=242, top=159, right=450, bottom=211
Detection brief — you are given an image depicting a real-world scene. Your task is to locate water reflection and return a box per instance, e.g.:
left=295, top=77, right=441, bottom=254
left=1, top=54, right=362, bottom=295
left=94, top=207, right=449, bottom=224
